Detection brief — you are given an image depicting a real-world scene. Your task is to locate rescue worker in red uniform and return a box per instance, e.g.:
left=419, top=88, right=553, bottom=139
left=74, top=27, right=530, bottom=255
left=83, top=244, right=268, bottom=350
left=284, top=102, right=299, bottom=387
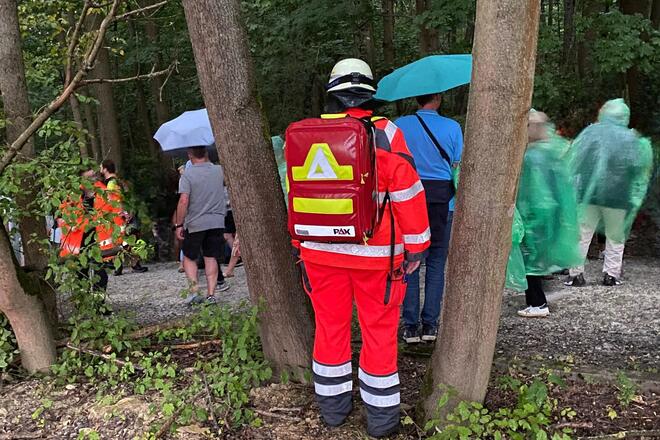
left=59, top=169, right=124, bottom=292
left=296, top=59, right=430, bottom=437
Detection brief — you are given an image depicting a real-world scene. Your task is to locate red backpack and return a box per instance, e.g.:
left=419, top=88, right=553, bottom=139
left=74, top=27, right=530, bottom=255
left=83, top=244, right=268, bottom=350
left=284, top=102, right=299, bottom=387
left=285, top=115, right=380, bottom=243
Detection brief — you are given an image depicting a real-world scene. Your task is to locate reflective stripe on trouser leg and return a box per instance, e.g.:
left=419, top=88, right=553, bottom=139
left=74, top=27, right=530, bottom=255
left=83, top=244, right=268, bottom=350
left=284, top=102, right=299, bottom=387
left=313, top=360, right=353, bottom=426
left=358, top=368, right=400, bottom=437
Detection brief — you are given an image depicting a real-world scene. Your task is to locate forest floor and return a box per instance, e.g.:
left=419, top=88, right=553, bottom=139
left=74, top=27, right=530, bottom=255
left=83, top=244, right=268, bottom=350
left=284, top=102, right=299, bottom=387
left=0, top=257, right=658, bottom=439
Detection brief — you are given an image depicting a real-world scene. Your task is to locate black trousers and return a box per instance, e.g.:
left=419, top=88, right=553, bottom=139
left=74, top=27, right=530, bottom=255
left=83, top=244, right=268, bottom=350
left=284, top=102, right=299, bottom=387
left=525, top=275, right=547, bottom=307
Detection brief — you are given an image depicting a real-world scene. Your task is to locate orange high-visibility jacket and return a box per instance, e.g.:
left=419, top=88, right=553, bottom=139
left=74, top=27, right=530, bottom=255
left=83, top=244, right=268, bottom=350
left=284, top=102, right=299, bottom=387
left=59, top=180, right=125, bottom=258
left=295, top=108, right=431, bottom=270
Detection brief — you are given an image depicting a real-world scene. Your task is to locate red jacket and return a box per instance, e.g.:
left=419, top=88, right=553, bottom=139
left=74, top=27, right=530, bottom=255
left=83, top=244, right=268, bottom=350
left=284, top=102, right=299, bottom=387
left=296, top=108, right=430, bottom=270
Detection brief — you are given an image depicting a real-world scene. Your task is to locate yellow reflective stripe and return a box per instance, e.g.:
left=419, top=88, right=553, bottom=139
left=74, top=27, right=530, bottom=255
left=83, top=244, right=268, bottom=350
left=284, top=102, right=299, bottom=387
left=292, top=197, right=353, bottom=215
left=320, top=113, right=348, bottom=119
left=291, top=143, right=353, bottom=181
left=370, top=116, right=385, bottom=122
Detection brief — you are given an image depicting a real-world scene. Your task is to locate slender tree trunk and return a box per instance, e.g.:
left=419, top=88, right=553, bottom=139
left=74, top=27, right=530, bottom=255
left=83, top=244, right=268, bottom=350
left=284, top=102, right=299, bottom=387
left=423, top=0, right=541, bottom=418
left=140, top=0, right=170, bottom=126
left=0, top=227, right=56, bottom=372
left=563, top=0, right=576, bottom=65
left=577, top=0, right=604, bottom=79
left=652, top=0, right=660, bottom=27
left=181, top=0, right=314, bottom=379
left=548, top=0, right=554, bottom=27
left=416, top=0, right=431, bottom=54
left=92, top=45, right=123, bottom=169
left=425, top=0, right=439, bottom=52
left=82, top=96, right=102, bottom=161
left=135, top=78, right=158, bottom=155
left=69, top=94, right=89, bottom=158
left=382, top=0, right=395, bottom=69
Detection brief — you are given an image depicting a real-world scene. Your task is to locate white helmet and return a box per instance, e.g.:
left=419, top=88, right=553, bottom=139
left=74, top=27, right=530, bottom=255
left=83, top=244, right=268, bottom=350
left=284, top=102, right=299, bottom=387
left=326, top=58, right=376, bottom=93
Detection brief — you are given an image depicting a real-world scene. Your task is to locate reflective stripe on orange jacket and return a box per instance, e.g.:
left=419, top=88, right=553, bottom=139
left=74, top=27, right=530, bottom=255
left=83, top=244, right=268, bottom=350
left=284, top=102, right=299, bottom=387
left=296, top=108, right=430, bottom=270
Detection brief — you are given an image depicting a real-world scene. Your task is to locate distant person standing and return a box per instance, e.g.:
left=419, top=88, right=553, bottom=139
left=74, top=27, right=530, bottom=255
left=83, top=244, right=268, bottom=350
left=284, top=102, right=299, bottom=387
left=174, top=147, right=229, bottom=304
left=395, top=93, right=462, bottom=343
left=565, top=99, right=653, bottom=287
left=100, top=160, right=148, bottom=274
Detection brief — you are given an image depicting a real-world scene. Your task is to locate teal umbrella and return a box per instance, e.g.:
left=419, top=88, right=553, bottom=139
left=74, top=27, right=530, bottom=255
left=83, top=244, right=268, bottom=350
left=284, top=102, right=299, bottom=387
left=374, top=54, right=472, bottom=102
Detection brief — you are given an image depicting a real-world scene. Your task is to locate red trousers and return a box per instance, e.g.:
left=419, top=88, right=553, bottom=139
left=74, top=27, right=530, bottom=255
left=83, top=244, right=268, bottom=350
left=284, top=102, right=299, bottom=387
left=305, top=261, right=405, bottom=374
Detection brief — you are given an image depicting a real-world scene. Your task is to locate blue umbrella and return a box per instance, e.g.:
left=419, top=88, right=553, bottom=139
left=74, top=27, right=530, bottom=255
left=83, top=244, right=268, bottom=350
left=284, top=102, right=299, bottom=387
left=153, top=108, right=214, bottom=150
left=374, top=54, right=472, bottom=102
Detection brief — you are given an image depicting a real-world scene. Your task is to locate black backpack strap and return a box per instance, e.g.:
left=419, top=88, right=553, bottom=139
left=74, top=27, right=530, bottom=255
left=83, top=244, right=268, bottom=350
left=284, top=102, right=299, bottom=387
left=381, top=193, right=395, bottom=305
left=415, top=114, right=452, bottom=165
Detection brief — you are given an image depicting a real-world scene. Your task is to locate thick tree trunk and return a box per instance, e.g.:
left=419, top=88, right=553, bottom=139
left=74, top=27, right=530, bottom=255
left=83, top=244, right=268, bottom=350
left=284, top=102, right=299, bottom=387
left=92, top=45, right=123, bottom=169
left=382, top=0, right=395, bottom=69
left=416, top=0, right=431, bottom=54
left=0, top=0, right=50, bottom=272
left=0, top=227, right=56, bottom=372
left=181, top=0, right=314, bottom=379
left=577, top=0, right=604, bottom=79
left=423, top=0, right=541, bottom=418
left=652, top=0, right=660, bottom=27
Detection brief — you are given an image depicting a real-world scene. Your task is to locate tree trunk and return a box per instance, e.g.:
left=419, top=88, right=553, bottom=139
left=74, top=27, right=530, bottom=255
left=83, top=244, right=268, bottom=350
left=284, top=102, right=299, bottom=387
left=382, top=0, right=395, bottom=69
left=425, top=0, right=439, bottom=52
left=577, top=0, right=603, bottom=78
left=563, top=0, right=576, bottom=65
left=0, top=0, right=50, bottom=272
left=140, top=0, right=170, bottom=126
left=548, top=0, right=554, bottom=27
left=416, top=0, right=431, bottom=54
left=181, top=0, right=314, bottom=379
left=82, top=96, right=102, bottom=161
left=423, top=0, right=541, bottom=418
left=135, top=79, right=158, bottom=155
left=620, top=0, right=652, bottom=128
left=92, top=45, right=123, bottom=170
left=0, top=227, right=56, bottom=372
left=69, top=94, right=89, bottom=158
left=652, top=0, right=660, bottom=27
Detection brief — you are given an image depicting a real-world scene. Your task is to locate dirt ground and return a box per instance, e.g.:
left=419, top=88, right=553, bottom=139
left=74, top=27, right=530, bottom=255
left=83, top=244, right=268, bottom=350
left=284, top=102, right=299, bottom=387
left=1, top=257, right=658, bottom=439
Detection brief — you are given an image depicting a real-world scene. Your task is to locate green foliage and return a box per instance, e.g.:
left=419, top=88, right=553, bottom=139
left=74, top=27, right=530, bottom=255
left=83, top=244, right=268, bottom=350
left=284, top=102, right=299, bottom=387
left=425, top=377, right=575, bottom=439
left=614, top=370, right=638, bottom=408
left=0, top=314, right=18, bottom=372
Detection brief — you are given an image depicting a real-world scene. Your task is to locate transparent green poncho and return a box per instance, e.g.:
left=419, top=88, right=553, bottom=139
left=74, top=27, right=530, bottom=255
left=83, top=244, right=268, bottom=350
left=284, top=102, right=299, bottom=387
left=272, top=135, right=287, bottom=198
left=505, top=123, right=582, bottom=290
left=568, top=99, right=654, bottom=239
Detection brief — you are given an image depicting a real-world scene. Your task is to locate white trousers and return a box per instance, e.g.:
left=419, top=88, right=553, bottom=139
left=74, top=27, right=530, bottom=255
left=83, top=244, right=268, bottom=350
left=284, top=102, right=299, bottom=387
left=569, top=204, right=626, bottom=279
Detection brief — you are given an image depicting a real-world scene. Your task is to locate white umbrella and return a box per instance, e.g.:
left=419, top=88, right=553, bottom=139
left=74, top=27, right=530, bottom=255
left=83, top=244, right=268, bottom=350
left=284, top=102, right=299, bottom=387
left=153, top=108, right=214, bottom=150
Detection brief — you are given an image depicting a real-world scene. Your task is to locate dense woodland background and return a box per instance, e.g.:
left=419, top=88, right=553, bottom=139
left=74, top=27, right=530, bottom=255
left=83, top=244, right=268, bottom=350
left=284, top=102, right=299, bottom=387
left=1, top=0, right=659, bottom=229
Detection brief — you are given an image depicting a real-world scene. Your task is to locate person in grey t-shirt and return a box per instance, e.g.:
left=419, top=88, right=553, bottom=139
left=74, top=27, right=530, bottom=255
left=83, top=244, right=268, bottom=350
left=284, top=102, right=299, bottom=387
left=174, top=147, right=228, bottom=303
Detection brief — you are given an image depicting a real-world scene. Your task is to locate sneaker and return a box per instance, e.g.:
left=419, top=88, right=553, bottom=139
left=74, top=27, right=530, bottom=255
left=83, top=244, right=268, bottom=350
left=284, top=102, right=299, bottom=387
left=185, top=293, right=204, bottom=305
left=563, top=273, right=586, bottom=287
left=113, top=267, right=123, bottom=276
left=402, top=326, right=420, bottom=344
left=421, top=324, right=437, bottom=342
left=603, top=274, right=622, bottom=286
left=517, top=305, right=550, bottom=318
left=235, top=258, right=244, bottom=268
left=205, top=295, right=217, bottom=304
left=216, top=280, right=230, bottom=292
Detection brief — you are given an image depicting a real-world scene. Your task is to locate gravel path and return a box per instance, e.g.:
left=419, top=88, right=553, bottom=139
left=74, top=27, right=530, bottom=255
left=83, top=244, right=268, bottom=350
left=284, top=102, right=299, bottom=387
left=104, top=257, right=659, bottom=369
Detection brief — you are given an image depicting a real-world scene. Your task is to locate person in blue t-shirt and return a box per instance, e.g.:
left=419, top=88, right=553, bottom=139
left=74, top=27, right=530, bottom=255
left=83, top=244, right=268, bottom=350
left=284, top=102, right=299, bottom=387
left=395, top=93, right=463, bottom=344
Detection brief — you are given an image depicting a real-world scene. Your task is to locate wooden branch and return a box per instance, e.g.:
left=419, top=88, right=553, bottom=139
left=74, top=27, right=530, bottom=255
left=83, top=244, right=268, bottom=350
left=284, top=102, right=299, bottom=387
left=0, top=0, right=121, bottom=176
left=169, top=339, right=221, bottom=350
left=115, top=0, right=167, bottom=20
left=65, top=342, right=144, bottom=371
left=253, top=409, right=302, bottom=422
left=65, top=1, right=91, bottom=87
left=77, top=62, right=176, bottom=87
left=201, top=371, right=220, bottom=432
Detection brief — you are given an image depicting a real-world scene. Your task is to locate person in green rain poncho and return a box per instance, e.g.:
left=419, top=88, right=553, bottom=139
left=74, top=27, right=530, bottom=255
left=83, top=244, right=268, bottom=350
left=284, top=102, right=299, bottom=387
left=507, top=110, right=582, bottom=318
left=272, top=135, right=287, bottom=200
left=564, top=99, right=653, bottom=287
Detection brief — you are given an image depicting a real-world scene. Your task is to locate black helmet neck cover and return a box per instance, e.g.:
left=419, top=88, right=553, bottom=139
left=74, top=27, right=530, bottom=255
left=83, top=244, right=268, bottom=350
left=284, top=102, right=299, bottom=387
left=325, top=88, right=379, bottom=113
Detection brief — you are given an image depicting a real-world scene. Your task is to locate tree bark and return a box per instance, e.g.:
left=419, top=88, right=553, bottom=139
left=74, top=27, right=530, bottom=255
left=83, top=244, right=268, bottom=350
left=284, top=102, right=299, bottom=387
left=423, top=0, right=541, bottom=418
left=82, top=96, right=102, bottom=161
left=181, top=0, right=314, bottom=379
left=652, top=0, right=660, bottom=28
left=577, top=0, right=603, bottom=79
left=135, top=81, right=158, bottom=155
left=92, top=45, right=123, bottom=170
left=140, top=0, right=170, bottom=126
left=69, top=94, right=89, bottom=158
left=548, top=0, right=554, bottom=27
left=0, top=0, right=50, bottom=271
left=382, top=0, right=395, bottom=69
left=416, top=0, right=431, bottom=54
left=563, top=0, right=576, bottom=65
left=0, top=227, right=56, bottom=372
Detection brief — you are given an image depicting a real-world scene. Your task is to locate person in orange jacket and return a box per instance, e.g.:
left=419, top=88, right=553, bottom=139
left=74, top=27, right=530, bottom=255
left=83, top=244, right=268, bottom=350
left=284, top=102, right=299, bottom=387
left=59, top=168, right=124, bottom=292
left=294, top=59, right=430, bottom=438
